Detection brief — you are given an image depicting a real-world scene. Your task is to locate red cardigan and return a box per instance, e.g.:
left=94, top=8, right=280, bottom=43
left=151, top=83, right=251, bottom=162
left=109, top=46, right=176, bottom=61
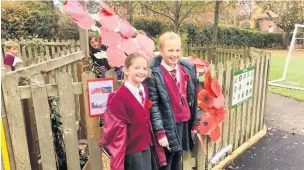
left=99, top=85, right=166, bottom=170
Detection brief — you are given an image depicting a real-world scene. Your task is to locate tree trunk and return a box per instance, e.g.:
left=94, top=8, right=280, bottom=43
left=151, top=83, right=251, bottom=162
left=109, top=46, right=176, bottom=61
left=212, top=1, right=221, bottom=45
left=173, top=1, right=181, bottom=33
left=283, top=31, right=291, bottom=50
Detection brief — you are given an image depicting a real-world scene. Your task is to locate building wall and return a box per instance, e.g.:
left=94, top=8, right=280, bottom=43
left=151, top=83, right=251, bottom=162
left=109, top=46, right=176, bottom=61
left=258, top=19, right=283, bottom=32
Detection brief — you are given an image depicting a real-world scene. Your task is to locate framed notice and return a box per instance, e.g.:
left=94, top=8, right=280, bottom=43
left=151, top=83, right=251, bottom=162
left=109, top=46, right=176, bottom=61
left=231, top=67, right=255, bottom=107
left=87, top=78, right=114, bottom=117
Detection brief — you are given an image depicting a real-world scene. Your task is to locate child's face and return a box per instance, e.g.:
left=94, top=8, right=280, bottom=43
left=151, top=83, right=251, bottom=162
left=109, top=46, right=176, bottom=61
left=90, top=37, right=99, bottom=49
left=160, top=38, right=182, bottom=68
left=124, top=57, right=148, bottom=86
left=8, top=47, right=18, bottom=56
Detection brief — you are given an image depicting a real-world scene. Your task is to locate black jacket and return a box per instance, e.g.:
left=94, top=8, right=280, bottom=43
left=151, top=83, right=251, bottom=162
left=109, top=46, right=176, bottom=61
left=144, top=55, right=201, bottom=152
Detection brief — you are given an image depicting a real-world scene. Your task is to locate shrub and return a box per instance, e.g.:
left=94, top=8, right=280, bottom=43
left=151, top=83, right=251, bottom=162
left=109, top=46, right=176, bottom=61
left=133, top=17, right=169, bottom=38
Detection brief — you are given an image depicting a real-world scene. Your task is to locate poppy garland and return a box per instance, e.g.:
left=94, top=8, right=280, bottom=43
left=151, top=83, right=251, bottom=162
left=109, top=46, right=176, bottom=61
left=55, top=0, right=156, bottom=66
left=197, top=66, right=226, bottom=143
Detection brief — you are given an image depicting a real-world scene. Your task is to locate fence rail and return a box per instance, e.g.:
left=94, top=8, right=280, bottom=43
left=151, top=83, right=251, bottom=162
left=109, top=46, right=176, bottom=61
left=1, top=38, right=81, bottom=66
left=185, top=44, right=252, bottom=66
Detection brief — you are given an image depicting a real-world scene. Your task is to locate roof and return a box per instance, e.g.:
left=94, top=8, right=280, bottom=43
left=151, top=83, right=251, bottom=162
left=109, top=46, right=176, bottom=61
left=257, top=11, right=279, bottom=20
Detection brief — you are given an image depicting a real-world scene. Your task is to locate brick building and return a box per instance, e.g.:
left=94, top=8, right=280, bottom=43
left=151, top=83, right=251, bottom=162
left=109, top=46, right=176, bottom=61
left=256, top=11, right=282, bottom=32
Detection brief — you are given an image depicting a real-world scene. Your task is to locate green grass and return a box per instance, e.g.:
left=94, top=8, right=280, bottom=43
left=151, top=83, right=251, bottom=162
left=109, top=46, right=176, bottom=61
left=269, top=55, right=304, bottom=102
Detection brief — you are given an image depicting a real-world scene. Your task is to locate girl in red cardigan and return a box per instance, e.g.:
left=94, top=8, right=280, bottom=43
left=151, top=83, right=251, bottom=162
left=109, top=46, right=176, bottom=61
left=99, top=53, right=166, bottom=170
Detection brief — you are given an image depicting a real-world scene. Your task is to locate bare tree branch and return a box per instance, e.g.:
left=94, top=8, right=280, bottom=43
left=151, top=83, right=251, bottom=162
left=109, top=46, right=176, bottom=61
left=179, top=5, right=196, bottom=25
left=139, top=2, right=174, bottom=21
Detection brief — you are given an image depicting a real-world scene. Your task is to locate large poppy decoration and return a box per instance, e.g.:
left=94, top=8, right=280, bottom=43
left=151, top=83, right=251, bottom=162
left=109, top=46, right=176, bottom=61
left=185, top=56, right=227, bottom=150
left=55, top=0, right=155, bottom=67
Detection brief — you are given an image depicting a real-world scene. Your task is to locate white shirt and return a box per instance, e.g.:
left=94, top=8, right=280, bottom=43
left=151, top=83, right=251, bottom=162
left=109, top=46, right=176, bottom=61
left=161, top=60, right=180, bottom=83
left=6, top=53, right=22, bottom=66
left=124, top=81, right=145, bottom=105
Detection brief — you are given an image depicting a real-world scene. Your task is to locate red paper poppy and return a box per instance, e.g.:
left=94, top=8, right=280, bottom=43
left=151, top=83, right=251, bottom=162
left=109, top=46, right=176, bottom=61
left=196, top=65, right=208, bottom=74
left=136, top=34, right=155, bottom=54
left=100, top=28, right=121, bottom=47
left=100, top=15, right=119, bottom=31
left=204, top=69, right=212, bottom=92
left=198, top=89, right=215, bottom=110
left=148, top=100, right=153, bottom=109
left=214, top=94, right=225, bottom=109
left=198, top=112, right=216, bottom=135
left=209, top=125, right=221, bottom=142
left=185, top=74, right=191, bottom=81
left=120, top=38, right=138, bottom=55
left=208, top=107, right=225, bottom=124
left=106, top=47, right=127, bottom=67
left=119, top=18, right=135, bottom=38
left=211, top=77, right=223, bottom=97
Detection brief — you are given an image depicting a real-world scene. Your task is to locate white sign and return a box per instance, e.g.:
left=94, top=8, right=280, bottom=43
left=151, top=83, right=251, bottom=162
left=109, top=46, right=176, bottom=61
left=231, top=67, right=255, bottom=107
left=87, top=78, right=114, bottom=117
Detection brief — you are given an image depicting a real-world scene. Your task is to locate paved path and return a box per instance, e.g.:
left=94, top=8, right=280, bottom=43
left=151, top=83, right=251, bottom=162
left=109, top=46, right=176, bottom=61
left=225, top=93, right=304, bottom=170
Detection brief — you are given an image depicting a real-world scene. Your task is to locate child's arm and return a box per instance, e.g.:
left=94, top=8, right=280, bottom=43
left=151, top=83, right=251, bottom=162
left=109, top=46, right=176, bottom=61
left=144, top=77, right=166, bottom=140
left=99, top=94, right=130, bottom=170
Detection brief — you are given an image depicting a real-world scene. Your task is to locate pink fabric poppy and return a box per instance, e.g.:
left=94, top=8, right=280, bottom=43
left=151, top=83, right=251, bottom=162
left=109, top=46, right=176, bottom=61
left=198, top=112, right=216, bottom=135
left=214, top=94, right=225, bottom=109
left=211, top=77, right=223, bottom=97
left=120, top=38, right=139, bottom=55
left=209, top=125, right=221, bottom=142
left=208, top=107, right=226, bottom=124
left=106, top=47, right=127, bottom=67
left=73, top=15, right=96, bottom=29
left=100, top=28, right=121, bottom=47
left=100, top=1, right=115, bottom=15
left=119, top=19, right=135, bottom=38
left=63, top=1, right=87, bottom=20
left=100, top=15, right=119, bottom=31
left=136, top=34, right=155, bottom=54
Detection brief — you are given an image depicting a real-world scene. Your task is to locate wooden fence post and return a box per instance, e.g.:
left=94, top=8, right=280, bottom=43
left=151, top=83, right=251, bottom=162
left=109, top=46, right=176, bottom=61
left=57, top=72, right=81, bottom=170
left=82, top=72, right=102, bottom=170
left=2, top=75, right=31, bottom=170
left=30, top=74, right=57, bottom=170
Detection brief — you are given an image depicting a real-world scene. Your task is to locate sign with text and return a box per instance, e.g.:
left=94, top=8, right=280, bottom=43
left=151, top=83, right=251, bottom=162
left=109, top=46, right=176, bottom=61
left=87, top=78, right=114, bottom=117
left=231, top=67, right=255, bottom=107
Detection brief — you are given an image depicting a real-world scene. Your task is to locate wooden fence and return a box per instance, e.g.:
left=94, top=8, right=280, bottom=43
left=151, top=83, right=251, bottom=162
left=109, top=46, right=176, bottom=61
left=185, top=44, right=251, bottom=66
left=1, top=43, right=270, bottom=170
left=182, top=47, right=270, bottom=170
left=1, top=46, right=87, bottom=170
left=1, top=38, right=80, bottom=66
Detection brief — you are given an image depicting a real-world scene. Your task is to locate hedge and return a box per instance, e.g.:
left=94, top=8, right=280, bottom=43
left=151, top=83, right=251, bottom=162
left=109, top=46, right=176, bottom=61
left=133, top=18, right=284, bottom=49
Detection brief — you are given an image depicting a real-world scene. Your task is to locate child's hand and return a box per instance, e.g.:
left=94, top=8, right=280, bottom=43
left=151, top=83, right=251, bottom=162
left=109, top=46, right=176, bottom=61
left=191, top=130, right=197, bottom=135
left=158, top=137, right=169, bottom=147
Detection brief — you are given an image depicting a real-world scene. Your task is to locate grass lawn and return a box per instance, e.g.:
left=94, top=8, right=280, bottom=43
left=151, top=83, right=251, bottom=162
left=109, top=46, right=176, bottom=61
left=268, top=54, right=304, bottom=102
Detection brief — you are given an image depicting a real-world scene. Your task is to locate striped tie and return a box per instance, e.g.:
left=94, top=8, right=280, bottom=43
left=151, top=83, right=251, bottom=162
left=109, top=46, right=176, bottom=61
left=170, top=69, right=177, bottom=83
left=139, top=90, right=145, bottom=105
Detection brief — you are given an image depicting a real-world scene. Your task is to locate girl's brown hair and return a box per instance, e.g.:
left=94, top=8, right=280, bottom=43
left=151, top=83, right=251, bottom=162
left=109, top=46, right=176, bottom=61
left=124, top=52, right=149, bottom=69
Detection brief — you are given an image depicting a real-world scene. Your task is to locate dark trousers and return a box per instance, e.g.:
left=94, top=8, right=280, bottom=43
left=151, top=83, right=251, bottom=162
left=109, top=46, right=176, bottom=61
left=125, top=145, right=158, bottom=170
left=159, top=151, right=182, bottom=170
left=160, top=122, right=189, bottom=170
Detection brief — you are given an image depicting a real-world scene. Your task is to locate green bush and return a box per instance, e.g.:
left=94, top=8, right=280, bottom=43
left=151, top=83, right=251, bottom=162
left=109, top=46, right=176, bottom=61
left=133, top=17, right=169, bottom=38
left=1, top=1, right=58, bottom=39
left=185, top=24, right=284, bottom=48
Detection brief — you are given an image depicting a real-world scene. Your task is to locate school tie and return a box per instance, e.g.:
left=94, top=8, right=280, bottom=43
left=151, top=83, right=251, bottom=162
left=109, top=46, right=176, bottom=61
left=170, top=69, right=177, bottom=83
left=139, top=90, right=145, bottom=105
